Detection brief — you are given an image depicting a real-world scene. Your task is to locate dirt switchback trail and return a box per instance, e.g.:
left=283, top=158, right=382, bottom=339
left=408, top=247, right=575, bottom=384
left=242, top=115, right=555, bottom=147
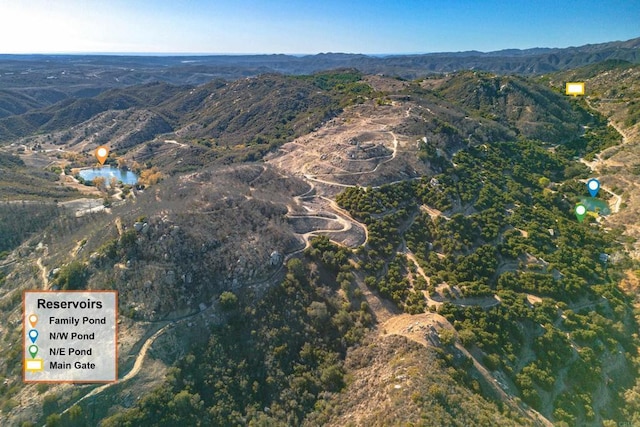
left=60, top=322, right=173, bottom=416
left=284, top=179, right=368, bottom=254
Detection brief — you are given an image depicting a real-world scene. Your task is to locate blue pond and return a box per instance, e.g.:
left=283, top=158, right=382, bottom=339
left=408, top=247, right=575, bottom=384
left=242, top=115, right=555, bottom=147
left=79, top=166, right=138, bottom=186
left=580, top=197, right=610, bottom=216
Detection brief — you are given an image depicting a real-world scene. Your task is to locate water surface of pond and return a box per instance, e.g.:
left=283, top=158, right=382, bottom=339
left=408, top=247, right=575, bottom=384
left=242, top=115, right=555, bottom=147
left=78, top=167, right=138, bottom=186
left=580, top=197, right=610, bottom=216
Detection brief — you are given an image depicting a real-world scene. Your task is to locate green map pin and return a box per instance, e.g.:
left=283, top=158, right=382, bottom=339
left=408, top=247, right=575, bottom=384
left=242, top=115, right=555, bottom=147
left=28, top=344, right=38, bottom=358
left=575, top=204, right=587, bottom=222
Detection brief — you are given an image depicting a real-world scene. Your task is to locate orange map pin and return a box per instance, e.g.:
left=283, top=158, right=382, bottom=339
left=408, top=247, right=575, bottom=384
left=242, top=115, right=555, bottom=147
left=95, top=146, right=109, bottom=165
left=28, top=314, right=38, bottom=327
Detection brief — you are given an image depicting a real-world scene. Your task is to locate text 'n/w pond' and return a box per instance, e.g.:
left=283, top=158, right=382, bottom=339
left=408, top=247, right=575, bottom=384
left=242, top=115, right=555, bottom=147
left=78, top=166, right=138, bottom=186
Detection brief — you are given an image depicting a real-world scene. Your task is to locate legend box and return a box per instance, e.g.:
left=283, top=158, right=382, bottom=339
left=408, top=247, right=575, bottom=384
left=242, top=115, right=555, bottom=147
left=23, top=291, right=118, bottom=383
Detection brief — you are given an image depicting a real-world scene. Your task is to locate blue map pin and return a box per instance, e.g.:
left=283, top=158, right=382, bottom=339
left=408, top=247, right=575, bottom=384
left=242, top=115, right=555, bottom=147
left=587, top=178, right=600, bottom=197
left=28, top=329, right=38, bottom=343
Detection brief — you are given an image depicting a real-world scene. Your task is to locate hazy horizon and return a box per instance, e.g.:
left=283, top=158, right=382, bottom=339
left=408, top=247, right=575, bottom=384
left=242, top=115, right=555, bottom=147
left=1, top=36, right=638, bottom=58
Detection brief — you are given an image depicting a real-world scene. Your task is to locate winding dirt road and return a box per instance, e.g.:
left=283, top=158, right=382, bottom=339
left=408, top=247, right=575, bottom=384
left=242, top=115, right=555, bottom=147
left=36, top=257, right=47, bottom=289
left=60, top=322, right=173, bottom=416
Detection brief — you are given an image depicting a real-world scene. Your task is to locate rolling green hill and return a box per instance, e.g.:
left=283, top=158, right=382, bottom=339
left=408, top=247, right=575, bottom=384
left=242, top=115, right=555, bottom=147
left=159, top=70, right=372, bottom=147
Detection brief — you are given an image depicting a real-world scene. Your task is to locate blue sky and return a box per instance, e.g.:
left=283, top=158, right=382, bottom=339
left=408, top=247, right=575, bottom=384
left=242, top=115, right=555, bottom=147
left=0, top=0, right=638, bottom=54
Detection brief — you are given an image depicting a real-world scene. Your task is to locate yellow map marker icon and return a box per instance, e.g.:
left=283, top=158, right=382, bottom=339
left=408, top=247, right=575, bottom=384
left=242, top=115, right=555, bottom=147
left=95, top=146, right=109, bottom=165
left=566, top=82, right=585, bottom=96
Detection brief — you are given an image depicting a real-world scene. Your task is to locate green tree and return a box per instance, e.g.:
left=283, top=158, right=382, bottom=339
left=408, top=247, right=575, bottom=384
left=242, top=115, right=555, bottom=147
left=45, top=414, right=61, bottom=427
left=52, top=261, right=88, bottom=291
left=287, top=258, right=305, bottom=281
left=219, top=291, right=238, bottom=310
left=67, top=405, right=83, bottom=426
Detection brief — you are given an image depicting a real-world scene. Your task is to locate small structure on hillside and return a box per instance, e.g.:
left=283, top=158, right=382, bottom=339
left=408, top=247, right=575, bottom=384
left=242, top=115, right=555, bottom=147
left=270, top=251, right=283, bottom=267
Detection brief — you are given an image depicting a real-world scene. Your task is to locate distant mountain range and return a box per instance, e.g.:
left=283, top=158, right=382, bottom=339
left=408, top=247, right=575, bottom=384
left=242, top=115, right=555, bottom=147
left=0, top=37, right=638, bottom=91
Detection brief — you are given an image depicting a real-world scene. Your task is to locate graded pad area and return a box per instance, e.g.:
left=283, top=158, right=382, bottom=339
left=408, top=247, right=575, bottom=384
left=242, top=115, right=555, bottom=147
left=23, top=291, right=117, bottom=383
